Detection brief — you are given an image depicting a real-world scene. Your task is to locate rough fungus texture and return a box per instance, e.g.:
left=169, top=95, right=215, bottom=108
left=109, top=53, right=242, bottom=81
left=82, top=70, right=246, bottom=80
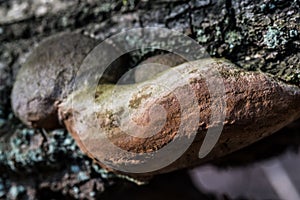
left=134, top=53, right=187, bottom=82
left=59, top=58, right=300, bottom=177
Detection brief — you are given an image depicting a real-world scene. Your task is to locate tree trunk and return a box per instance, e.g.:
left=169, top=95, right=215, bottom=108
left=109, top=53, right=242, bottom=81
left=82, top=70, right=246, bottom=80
left=0, top=0, right=299, bottom=199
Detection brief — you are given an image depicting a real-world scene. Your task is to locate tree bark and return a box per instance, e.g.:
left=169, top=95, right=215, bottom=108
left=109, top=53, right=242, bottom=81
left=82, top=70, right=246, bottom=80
left=0, top=0, right=299, bottom=199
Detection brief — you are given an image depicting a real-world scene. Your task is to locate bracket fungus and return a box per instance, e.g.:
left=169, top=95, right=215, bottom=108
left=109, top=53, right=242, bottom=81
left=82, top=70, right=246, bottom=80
left=11, top=32, right=128, bottom=129
left=11, top=33, right=300, bottom=177
left=11, top=32, right=96, bottom=129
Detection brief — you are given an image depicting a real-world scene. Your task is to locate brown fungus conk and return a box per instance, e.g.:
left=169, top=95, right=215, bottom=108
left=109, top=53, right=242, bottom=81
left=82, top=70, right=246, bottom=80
left=58, top=59, right=300, bottom=177
left=11, top=32, right=96, bottom=129
left=11, top=32, right=128, bottom=129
